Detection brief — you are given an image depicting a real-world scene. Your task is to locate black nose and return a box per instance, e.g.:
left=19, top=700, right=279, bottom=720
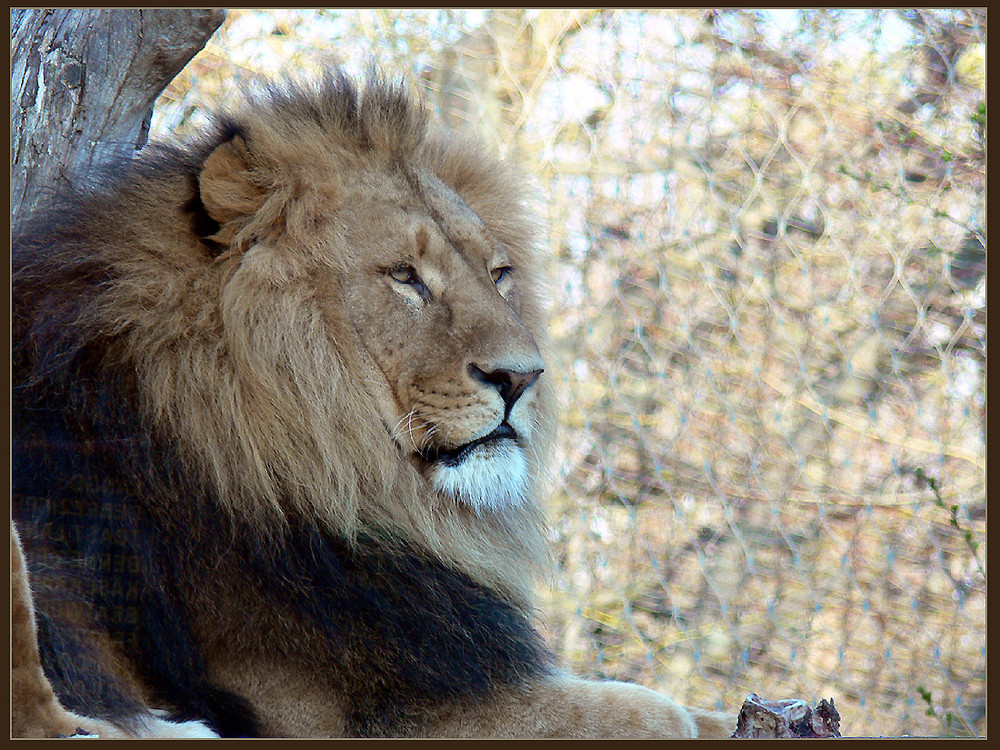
left=468, top=364, right=543, bottom=413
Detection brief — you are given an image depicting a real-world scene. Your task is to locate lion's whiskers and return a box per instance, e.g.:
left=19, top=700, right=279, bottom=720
left=391, top=409, right=420, bottom=451
left=417, top=423, right=441, bottom=453
left=392, top=406, right=442, bottom=456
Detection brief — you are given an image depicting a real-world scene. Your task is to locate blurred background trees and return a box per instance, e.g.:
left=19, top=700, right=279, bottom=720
left=152, top=9, right=985, bottom=737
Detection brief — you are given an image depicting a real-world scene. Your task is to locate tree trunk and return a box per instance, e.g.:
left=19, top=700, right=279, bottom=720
left=10, top=8, right=226, bottom=222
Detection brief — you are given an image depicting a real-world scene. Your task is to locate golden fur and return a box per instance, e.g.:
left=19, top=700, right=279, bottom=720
left=11, top=74, right=734, bottom=737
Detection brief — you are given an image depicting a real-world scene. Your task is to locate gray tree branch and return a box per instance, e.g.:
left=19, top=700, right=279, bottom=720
left=11, top=8, right=226, bottom=221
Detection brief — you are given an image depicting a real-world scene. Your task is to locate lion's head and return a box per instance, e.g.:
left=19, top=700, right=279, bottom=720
left=42, top=75, right=556, bottom=602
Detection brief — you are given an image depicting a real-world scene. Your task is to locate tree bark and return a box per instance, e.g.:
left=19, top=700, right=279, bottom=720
left=11, top=8, right=226, bottom=222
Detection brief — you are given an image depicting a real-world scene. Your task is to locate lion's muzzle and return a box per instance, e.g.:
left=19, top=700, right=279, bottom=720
left=467, top=364, right=543, bottom=420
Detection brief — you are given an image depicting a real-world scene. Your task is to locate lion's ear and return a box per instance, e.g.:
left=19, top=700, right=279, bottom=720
left=197, top=136, right=265, bottom=252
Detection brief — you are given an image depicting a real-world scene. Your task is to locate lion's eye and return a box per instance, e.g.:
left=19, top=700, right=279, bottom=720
left=387, top=265, right=429, bottom=298
left=388, top=265, right=419, bottom=284
left=491, top=266, right=513, bottom=285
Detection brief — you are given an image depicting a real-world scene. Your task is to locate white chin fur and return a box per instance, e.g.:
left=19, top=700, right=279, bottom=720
left=141, top=710, right=219, bottom=738
left=428, top=441, right=529, bottom=513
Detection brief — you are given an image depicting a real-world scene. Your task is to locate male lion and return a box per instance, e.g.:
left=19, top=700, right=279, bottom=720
left=11, top=73, right=734, bottom=738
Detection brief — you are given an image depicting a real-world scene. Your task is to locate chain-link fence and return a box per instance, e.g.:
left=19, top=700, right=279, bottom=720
left=153, top=9, right=986, bottom=737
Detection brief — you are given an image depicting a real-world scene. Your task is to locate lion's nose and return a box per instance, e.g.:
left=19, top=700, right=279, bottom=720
left=468, top=364, right=543, bottom=413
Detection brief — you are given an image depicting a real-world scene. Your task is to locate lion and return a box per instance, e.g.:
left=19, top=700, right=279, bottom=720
left=11, top=73, right=734, bottom=738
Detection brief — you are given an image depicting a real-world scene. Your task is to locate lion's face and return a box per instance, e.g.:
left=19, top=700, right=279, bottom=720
left=329, top=167, right=545, bottom=513
left=179, top=78, right=553, bottom=538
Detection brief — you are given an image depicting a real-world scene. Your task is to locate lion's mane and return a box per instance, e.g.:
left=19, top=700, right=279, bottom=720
left=12, top=74, right=558, bottom=735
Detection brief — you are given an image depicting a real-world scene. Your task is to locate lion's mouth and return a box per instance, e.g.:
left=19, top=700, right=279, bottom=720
left=420, top=422, right=518, bottom=467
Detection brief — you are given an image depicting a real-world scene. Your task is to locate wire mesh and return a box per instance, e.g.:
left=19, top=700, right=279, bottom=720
left=153, top=9, right=986, bottom=737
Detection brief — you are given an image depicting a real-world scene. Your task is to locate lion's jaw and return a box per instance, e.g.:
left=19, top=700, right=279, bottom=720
left=423, top=425, right=530, bottom=513
left=336, top=169, right=545, bottom=515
